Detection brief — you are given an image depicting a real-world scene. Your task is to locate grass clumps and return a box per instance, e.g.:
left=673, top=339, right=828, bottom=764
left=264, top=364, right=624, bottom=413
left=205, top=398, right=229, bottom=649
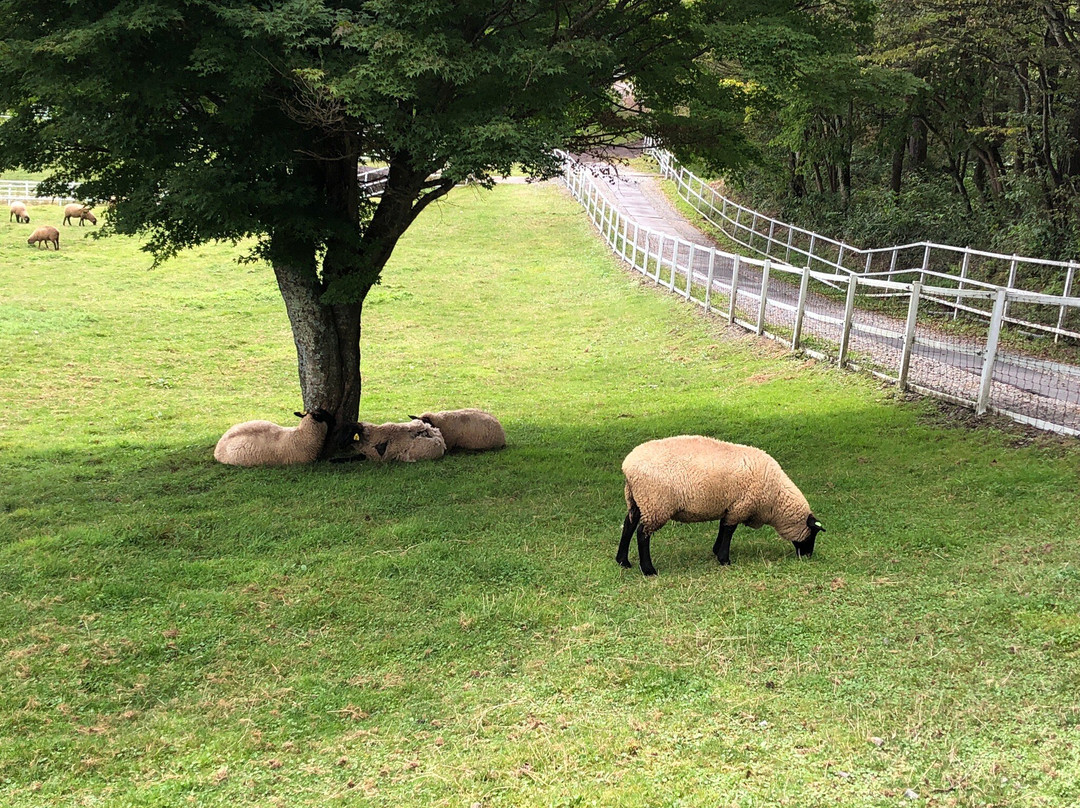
left=1, top=183, right=1079, bottom=807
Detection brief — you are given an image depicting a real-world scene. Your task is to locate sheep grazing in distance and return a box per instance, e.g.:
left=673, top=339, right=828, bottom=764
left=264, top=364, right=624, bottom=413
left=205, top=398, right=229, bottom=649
left=63, top=204, right=97, bottom=226
left=27, top=226, right=60, bottom=250
left=618, top=435, right=825, bottom=576
left=214, top=409, right=335, bottom=467
left=8, top=201, right=30, bottom=223
left=408, top=408, right=506, bottom=452
left=336, top=419, right=446, bottom=462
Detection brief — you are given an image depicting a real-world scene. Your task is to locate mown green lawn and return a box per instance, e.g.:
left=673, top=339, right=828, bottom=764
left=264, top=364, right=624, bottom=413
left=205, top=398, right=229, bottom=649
left=1, top=186, right=1078, bottom=807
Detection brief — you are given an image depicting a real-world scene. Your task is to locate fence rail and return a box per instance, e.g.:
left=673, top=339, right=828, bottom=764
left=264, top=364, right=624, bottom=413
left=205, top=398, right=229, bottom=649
left=559, top=151, right=1080, bottom=437
left=2, top=179, right=81, bottom=206
left=653, top=150, right=1080, bottom=344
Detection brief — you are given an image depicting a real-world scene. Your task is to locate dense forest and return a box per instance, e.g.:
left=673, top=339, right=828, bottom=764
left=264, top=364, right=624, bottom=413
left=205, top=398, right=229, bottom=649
left=708, top=0, right=1080, bottom=281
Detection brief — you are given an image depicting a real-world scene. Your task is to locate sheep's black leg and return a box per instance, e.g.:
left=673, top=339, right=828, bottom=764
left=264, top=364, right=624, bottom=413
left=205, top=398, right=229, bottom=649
left=636, top=523, right=657, bottom=576
left=713, top=522, right=736, bottom=565
left=617, top=500, right=641, bottom=569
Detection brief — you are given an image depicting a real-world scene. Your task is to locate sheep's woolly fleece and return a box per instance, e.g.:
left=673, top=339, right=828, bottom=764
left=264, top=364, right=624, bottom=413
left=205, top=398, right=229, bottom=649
left=622, top=435, right=814, bottom=542
left=214, top=410, right=332, bottom=467
left=409, top=408, right=506, bottom=452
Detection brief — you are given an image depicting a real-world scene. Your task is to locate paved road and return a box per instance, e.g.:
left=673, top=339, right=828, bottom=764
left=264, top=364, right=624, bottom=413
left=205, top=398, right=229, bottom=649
left=571, top=163, right=1080, bottom=435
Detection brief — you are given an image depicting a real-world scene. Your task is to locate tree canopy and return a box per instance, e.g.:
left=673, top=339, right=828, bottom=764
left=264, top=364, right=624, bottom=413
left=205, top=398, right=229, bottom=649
left=0, top=0, right=821, bottom=439
left=724, top=0, right=1080, bottom=268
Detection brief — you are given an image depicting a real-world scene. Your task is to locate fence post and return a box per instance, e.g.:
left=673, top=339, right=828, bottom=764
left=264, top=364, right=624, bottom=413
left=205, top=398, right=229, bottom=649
left=807, top=234, right=817, bottom=272
left=767, top=220, right=776, bottom=258
left=1057, top=263, right=1076, bottom=343
left=669, top=240, right=678, bottom=290
left=792, top=265, right=811, bottom=349
left=864, top=252, right=872, bottom=274
left=686, top=244, right=696, bottom=300
left=756, top=260, right=771, bottom=335
left=838, top=273, right=859, bottom=368
left=954, top=248, right=971, bottom=320
left=837, top=241, right=846, bottom=273
left=1003, top=255, right=1018, bottom=321
left=653, top=234, right=664, bottom=282
left=888, top=248, right=898, bottom=281
left=750, top=211, right=759, bottom=250
left=785, top=228, right=794, bottom=264
left=898, top=281, right=922, bottom=390
left=631, top=223, right=640, bottom=270
left=977, top=288, right=1008, bottom=415
left=919, top=244, right=930, bottom=285
left=728, top=255, right=741, bottom=323
left=704, top=249, right=716, bottom=313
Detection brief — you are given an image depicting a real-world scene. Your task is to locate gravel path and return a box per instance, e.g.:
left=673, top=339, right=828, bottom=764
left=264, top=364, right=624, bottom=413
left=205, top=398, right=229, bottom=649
left=565, top=164, right=1080, bottom=435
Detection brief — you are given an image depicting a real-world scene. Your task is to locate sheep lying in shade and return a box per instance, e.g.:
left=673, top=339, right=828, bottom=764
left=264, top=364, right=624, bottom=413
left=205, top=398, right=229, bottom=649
left=63, top=204, right=97, bottom=226
left=214, top=409, right=334, bottom=467
left=9, top=201, right=29, bottom=223
left=337, top=419, right=446, bottom=462
left=408, top=408, right=506, bottom=452
left=618, top=435, right=824, bottom=576
left=27, top=226, right=60, bottom=250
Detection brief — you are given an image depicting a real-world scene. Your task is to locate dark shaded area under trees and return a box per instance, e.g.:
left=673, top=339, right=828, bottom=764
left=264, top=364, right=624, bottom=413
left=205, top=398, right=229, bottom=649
left=715, top=0, right=1080, bottom=289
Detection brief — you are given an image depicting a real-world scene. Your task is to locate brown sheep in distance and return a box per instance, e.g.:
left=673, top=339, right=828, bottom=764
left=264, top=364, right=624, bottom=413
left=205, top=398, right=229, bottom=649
left=8, top=201, right=30, bottom=223
left=27, top=226, right=60, bottom=250
left=63, top=204, right=97, bottom=226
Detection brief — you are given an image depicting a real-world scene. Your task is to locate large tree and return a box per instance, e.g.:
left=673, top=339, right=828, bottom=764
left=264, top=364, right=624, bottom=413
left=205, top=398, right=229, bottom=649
left=0, top=0, right=758, bottom=448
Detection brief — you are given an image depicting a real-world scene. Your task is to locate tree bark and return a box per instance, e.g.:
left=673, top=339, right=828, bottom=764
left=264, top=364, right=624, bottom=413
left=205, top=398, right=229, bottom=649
left=271, top=148, right=455, bottom=457
left=273, top=260, right=368, bottom=456
left=908, top=117, right=928, bottom=168
left=890, top=142, right=905, bottom=199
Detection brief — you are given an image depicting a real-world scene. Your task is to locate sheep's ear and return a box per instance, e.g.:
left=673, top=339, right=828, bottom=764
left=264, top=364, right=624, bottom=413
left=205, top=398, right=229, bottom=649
left=375, top=440, right=390, bottom=458
left=294, top=411, right=305, bottom=419
left=807, top=514, right=825, bottom=533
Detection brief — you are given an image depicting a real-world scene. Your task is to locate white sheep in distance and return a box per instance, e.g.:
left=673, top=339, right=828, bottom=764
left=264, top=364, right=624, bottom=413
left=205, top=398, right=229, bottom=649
left=336, top=419, right=446, bottom=462
left=8, top=201, right=29, bottom=223
left=27, top=226, right=60, bottom=250
left=618, top=435, right=825, bottom=576
left=408, top=408, right=506, bottom=452
left=63, top=204, right=97, bottom=226
left=213, top=409, right=335, bottom=467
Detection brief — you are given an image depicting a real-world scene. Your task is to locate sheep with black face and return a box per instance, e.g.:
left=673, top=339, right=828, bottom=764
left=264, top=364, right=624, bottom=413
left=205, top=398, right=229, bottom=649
left=618, top=435, right=824, bottom=575
left=214, top=409, right=334, bottom=466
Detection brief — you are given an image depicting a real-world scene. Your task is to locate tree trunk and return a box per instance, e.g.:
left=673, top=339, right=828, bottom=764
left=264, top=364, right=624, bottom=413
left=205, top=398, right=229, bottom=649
left=273, top=260, right=368, bottom=457
left=788, top=151, right=806, bottom=198
left=908, top=117, right=928, bottom=168
left=271, top=148, right=454, bottom=457
left=890, top=142, right=905, bottom=199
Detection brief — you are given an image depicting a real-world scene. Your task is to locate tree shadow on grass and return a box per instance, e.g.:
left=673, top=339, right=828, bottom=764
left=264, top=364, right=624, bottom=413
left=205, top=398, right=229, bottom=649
left=0, top=394, right=1000, bottom=594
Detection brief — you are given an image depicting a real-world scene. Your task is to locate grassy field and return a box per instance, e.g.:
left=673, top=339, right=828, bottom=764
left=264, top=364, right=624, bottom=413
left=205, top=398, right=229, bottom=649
left=2, top=187, right=1079, bottom=807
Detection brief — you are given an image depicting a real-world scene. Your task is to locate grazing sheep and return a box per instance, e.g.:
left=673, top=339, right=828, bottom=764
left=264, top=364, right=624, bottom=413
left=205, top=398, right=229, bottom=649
left=213, top=409, right=334, bottom=467
left=337, top=419, right=446, bottom=462
left=618, top=435, right=824, bottom=576
left=408, top=408, right=506, bottom=452
left=63, top=204, right=97, bottom=226
left=8, top=201, right=29, bottom=223
left=27, top=226, right=60, bottom=250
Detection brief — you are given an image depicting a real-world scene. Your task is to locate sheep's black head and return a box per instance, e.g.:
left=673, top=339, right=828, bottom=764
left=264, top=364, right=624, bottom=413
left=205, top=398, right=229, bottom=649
left=794, top=514, right=824, bottom=558
left=296, top=408, right=333, bottom=425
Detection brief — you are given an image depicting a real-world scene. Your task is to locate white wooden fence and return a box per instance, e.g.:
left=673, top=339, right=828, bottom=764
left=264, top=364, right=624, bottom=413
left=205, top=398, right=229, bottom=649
left=654, top=150, right=1080, bottom=344
left=2, top=178, right=81, bottom=206
left=559, top=152, right=1080, bottom=437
